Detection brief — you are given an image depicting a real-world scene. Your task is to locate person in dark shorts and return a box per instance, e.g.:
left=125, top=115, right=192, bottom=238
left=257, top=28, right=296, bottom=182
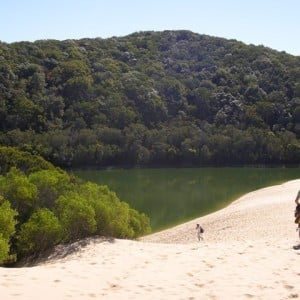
left=196, top=224, right=204, bottom=241
left=295, top=191, right=300, bottom=239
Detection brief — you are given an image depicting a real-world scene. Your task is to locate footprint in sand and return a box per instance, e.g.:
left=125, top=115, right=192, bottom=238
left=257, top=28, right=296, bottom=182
left=88, top=293, right=97, bottom=298
left=205, top=262, right=214, bottom=269
left=109, top=283, right=121, bottom=290
left=284, top=284, right=294, bottom=290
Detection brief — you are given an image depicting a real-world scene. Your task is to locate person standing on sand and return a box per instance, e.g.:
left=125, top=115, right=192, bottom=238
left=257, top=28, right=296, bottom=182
left=196, top=224, right=204, bottom=241
left=295, top=190, right=300, bottom=205
left=295, top=191, right=300, bottom=239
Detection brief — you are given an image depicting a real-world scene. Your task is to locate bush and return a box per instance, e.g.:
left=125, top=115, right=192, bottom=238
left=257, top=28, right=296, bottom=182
left=129, top=209, right=151, bottom=237
left=0, top=235, right=10, bottom=264
left=78, top=182, right=151, bottom=238
left=0, top=168, right=37, bottom=221
left=0, top=198, right=18, bottom=240
left=17, top=208, right=62, bottom=257
left=28, top=169, right=74, bottom=209
left=55, top=193, right=97, bottom=242
left=0, top=198, right=18, bottom=264
left=0, top=162, right=152, bottom=264
left=0, top=146, right=54, bottom=175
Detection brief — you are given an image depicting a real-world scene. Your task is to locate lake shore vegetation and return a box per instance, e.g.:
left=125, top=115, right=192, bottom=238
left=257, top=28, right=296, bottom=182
left=0, top=147, right=151, bottom=265
left=0, top=31, right=299, bottom=168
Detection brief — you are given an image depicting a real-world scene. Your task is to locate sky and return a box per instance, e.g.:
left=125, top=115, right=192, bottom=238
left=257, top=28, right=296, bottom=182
left=1, top=0, right=299, bottom=56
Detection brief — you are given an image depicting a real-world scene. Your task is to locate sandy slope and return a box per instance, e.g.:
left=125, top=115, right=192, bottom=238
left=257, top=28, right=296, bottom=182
left=1, top=180, right=300, bottom=300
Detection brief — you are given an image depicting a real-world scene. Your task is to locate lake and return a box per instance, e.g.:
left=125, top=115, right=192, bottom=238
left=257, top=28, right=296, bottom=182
left=74, top=167, right=299, bottom=232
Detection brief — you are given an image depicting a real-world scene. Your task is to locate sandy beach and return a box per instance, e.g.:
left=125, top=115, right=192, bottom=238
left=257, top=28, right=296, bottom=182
left=1, top=179, right=300, bottom=300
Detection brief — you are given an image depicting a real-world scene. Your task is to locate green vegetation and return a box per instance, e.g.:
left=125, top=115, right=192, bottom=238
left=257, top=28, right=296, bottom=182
left=0, top=146, right=54, bottom=174
left=0, top=30, right=299, bottom=167
left=0, top=147, right=151, bottom=265
left=0, top=198, right=18, bottom=263
left=1, top=30, right=300, bottom=263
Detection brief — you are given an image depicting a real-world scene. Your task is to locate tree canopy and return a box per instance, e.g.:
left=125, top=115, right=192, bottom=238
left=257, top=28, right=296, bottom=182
left=0, top=30, right=300, bottom=167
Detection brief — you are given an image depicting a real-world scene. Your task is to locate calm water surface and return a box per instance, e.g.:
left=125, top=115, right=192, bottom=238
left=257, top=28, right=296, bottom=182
left=74, top=167, right=299, bottom=232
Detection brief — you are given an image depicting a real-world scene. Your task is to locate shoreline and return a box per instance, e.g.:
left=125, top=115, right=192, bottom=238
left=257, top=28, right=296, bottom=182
left=140, top=179, right=300, bottom=244
left=1, top=179, right=300, bottom=299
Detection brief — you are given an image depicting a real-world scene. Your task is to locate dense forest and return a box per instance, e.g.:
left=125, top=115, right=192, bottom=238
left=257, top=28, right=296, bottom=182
left=0, top=146, right=151, bottom=265
left=1, top=30, right=300, bottom=168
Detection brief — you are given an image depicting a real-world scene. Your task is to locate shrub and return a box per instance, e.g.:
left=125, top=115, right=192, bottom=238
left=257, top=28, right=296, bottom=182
left=0, top=199, right=18, bottom=240
left=16, top=208, right=62, bottom=257
left=28, top=169, right=74, bottom=209
left=78, top=182, right=151, bottom=238
left=0, top=146, right=54, bottom=175
left=0, top=167, right=37, bottom=221
left=55, top=193, right=97, bottom=242
left=0, top=235, right=10, bottom=264
left=0, top=163, right=151, bottom=263
left=129, top=209, right=151, bottom=237
left=0, top=199, right=18, bottom=264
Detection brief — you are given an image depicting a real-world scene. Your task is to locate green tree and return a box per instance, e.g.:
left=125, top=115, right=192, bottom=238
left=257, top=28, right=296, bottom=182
left=285, top=143, right=300, bottom=163
left=158, top=78, right=187, bottom=116
left=28, top=169, right=73, bottom=209
left=59, top=60, right=90, bottom=82
left=7, top=96, right=40, bottom=130
left=16, top=208, right=62, bottom=257
left=256, top=102, right=277, bottom=127
left=129, top=209, right=151, bottom=237
left=294, top=106, right=300, bottom=123
left=0, top=146, right=54, bottom=175
left=63, top=76, right=92, bottom=103
left=0, top=168, right=38, bottom=221
left=77, top=182, right=151, bottom=238
left=0, top=236, right=11, bottom=265
left=28, top=70, right=46, bottom=95
left=0, top=198, right=18, bottom=240
left=0, top=198, right=18, bottom=264
left=55, top=193, right=97, bottom=242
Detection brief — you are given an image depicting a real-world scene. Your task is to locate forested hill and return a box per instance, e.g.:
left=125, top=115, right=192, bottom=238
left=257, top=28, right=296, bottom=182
left=1, top=30, right=300, bottom=168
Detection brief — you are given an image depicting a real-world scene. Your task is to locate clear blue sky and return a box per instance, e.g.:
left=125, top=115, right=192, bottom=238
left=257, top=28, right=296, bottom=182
left=1, top=0, right=299, bottom=56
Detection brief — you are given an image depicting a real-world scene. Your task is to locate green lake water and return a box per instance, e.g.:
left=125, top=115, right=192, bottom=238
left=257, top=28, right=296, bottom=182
left=74, top=167, right=299, bottom=232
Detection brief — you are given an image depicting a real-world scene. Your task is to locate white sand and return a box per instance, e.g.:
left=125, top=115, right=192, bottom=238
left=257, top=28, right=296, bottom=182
left=1, top=179, right=300, bottom=300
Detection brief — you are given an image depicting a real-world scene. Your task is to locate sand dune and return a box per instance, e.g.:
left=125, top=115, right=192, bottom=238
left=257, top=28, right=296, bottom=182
left=1, top=180, right=300, bottom=300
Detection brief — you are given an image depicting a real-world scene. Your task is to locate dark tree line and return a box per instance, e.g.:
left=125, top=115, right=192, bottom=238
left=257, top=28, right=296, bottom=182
left=0, top=30, right=300, bottom=168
